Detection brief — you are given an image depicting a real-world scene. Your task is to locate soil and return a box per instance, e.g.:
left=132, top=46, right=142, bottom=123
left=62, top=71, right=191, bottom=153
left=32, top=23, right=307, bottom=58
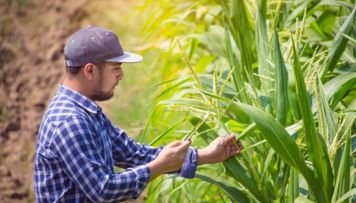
left=0, top=0, right=87, bottom=201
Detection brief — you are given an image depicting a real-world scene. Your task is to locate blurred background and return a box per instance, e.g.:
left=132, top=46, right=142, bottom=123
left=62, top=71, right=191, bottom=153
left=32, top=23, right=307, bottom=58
left=0, top=0, right=162, bottom=201
left=1, top=0, right=355, bottom=202
left=1, top=0, right=212, bottom=201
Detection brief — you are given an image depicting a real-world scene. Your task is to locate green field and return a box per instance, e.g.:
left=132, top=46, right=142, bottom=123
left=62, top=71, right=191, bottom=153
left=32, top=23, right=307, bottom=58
left=88, top=0, right=355, bottom=202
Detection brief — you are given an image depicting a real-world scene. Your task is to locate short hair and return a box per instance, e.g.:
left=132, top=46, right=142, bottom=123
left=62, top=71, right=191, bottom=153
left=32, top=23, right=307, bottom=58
left=65, top=65, right=83, bottom=75
left=65, top=63, right=105, bottom=75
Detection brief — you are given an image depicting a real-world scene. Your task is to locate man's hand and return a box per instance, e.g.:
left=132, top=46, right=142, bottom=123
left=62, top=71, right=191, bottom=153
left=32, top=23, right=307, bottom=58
left=147, top=140, right=191, bottom=180
left=197, top=134, right=243, bottom=165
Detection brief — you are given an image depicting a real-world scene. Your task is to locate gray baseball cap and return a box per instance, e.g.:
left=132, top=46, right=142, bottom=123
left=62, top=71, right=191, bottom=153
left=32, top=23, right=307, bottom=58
left=64, top=26, right=143, bottom=67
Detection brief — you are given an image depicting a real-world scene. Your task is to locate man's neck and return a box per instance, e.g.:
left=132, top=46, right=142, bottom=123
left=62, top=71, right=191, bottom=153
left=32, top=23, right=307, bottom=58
left=63, top=75, right=89, bottom=98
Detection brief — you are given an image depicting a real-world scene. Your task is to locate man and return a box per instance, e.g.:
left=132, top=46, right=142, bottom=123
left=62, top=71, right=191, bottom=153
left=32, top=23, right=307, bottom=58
left=34, top=26, right=243, bottom=202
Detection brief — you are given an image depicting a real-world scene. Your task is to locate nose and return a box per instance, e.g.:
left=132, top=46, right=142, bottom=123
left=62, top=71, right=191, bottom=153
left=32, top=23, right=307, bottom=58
left=117, top=68, right=124, bottom=80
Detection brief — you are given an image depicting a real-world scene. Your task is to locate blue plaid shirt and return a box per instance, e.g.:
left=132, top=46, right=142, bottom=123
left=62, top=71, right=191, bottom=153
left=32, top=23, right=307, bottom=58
left=34, top=85, right=197, bottom=202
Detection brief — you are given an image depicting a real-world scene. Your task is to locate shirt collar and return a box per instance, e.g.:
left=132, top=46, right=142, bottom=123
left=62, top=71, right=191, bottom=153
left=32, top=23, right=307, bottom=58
left=57, top=84, right=101, bottom=114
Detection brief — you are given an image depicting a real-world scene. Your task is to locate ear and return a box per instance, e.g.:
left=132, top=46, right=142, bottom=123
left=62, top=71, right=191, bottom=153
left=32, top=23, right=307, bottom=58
left=83, top=63, right=95, bottom=80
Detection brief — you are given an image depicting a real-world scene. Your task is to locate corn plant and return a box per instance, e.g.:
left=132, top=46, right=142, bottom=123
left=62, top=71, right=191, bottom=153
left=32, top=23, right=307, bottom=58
left=141, top=0, right=356, bottom=202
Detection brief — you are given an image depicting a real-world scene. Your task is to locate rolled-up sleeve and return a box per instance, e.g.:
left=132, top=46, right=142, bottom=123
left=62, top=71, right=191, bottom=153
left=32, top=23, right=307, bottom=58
left=52, top=117, right=149, bottom=202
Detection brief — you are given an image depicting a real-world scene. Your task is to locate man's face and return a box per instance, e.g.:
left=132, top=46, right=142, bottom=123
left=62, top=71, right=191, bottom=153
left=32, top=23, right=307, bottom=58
left=91, top=62, right=124, bottom=101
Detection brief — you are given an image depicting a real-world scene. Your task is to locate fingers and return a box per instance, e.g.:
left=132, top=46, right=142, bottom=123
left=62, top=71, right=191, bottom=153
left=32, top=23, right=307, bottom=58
left=166, top=140, right=191, bottom=151
left=226, top=134, right=243, bottom=148
left=220, top=134, right=238, bottom=145
left=232, top=139, right=244, bottom=156
left=224, top=133, right=243, bottom=157
left=217, top=134, right=234, bottom=146
left=167, top=140, right=185, bottom=148
left=236, top=139, right=243, bottom=149
left=231, top=144, right=244, bottom=155
left=175, top=139, right=191, bottom=151
left=228, top=134, right=237, bottom=144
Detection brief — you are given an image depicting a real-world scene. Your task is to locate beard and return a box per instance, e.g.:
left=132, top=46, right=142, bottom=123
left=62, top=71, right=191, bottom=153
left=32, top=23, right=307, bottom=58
left=90, top=69, right=116, bottom=101
left=91, top=90, right=114, bottom=101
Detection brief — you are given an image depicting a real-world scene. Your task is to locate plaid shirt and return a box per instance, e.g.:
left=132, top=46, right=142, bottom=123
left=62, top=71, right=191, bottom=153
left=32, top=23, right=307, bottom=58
left=34, top=85, right=197, bottom=202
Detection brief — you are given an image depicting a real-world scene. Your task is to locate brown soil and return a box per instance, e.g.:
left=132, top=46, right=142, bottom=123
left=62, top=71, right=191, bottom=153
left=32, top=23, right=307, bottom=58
left=0, top=0, right=87, bottom=201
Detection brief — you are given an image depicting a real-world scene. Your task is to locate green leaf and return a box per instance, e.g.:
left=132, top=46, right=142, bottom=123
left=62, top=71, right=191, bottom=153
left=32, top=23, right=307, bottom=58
left=255, top=0, right=272, bottom=93
left=157, top=98, right=210, bottom=110
left=230, top=102, right=311, bottom=174
left=149, top=119, right=185, bottom=145
left=331, top=99, right=356, bottom=187
left=331, top=126, right=351, bottom=203
left=291, top=35, right=333, bottom=202
left=225, top=28, right=250, bottom=104
left=224, top=157, right=267, bottom=202
left=321, top=7, right=356, bottom=80
left=288, top=168, right=299, bottom=202
left=189, top=117, right=265, bottom=201
left=323, top=73, right=356, bottom=108
left=226, top=101, right=326, bottom=202
left=335, top=188, right=356, bottom=203
left=314, top=77, right=337, bottom=144
left=225, top=0, right=256, bottom=87
left=273, top=29, right=289, bottom=125
left=195, top=173, right=250, bottom=202
left=294, top=196, right=316, bottom=203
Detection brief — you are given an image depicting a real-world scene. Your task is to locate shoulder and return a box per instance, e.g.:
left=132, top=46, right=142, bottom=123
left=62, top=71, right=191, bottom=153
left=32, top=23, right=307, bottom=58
left=41, top=94, right=95, bottom=128
left=54, top=115, right=94, bottom=140
left=50, top=115, right=97, bottom=154
left=37, top=95, right=97, bottom=157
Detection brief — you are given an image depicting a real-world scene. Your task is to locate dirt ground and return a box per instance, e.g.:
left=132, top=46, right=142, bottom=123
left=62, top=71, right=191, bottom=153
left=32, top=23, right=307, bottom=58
left=0, top=0, right=87, bottom=201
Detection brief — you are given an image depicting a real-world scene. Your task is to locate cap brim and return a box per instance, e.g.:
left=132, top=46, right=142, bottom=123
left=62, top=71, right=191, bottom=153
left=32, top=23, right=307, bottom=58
left=106, top=51, right=143, bottom=63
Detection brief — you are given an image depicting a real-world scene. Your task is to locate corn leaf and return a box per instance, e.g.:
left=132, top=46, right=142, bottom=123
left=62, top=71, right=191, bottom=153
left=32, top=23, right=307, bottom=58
left=195, top=173, right=250, bottom=202
left=255, top=0, right=272, bottom=92
left=321, top=7, right=356, bottom=80
left=291, top=36, right=333, bottom=202
left=157, top=98, right=209, bottom=109
left=288, top=168, right=300, bottom=202
left=315, top=77, right=337, bottom=144
left=331, top=125, right=351, bottom=203
left=323, top=73, right=356, bottom=109
left=335, top=188, right=356, bottom=203
left=199, top=74, right=236, bottom=98
left=229, top=102, right=309, bottom=171
left=227, top=0, right=256, bottom=87
left=294, top=196, right=316, bottom=203
left=273, top=30, right=289, bottom=125
left=331, top=99, right=356, bottom=183
left=149, top=119, right=185, bottom=145
left=225, top=28, right=250, bottom=104
left=189, top=117, right=266, bottom=201
left=224, top=157, right=268, bottom=202
left=228, top=101, right=326, bottom=201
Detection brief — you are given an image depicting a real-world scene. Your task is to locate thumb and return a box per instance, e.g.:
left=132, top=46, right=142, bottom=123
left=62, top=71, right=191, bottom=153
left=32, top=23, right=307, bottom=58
left=167, top=140, right=185, bottom=148
left=175, top=139, right=191, bottom=151
left=221, top=134, right=235, bottom=145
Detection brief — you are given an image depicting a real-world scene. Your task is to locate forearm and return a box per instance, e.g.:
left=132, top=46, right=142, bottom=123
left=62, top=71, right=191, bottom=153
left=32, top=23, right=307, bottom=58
left=146, top=158, right=166, bottom=181
left=197, top=148, right=210, bottom=165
